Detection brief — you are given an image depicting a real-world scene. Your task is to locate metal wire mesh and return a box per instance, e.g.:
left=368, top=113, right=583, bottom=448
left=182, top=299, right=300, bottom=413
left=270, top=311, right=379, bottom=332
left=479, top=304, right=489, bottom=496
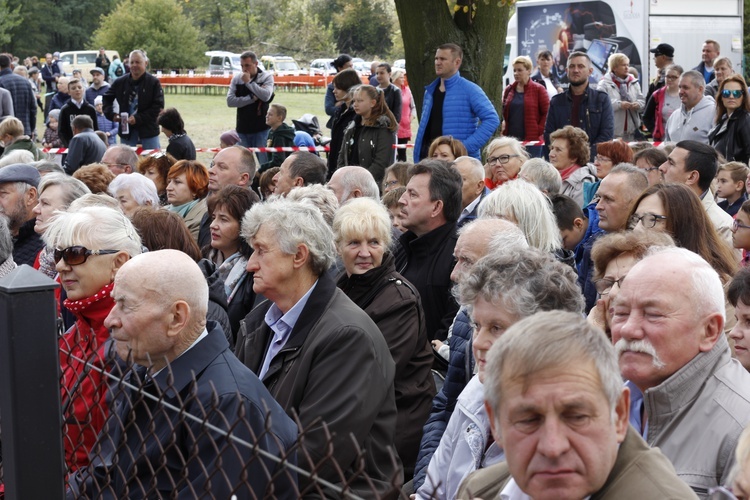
left=53, top=342, right=407, bottom=499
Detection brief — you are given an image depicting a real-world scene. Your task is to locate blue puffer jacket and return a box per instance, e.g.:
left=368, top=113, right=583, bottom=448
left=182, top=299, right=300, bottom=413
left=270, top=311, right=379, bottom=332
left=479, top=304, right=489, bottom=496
left=414, top=72, right=500, bottom=162
left=544, top=85, right=614, bottom=159
left=413, top=306, right=474, bottom=489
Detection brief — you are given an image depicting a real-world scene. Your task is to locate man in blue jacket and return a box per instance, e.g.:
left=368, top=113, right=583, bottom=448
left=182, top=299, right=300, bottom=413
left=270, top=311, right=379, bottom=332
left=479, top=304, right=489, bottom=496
left=544, top=51, right=614, bottom=158
left=413, top=44, right=499, bottom=162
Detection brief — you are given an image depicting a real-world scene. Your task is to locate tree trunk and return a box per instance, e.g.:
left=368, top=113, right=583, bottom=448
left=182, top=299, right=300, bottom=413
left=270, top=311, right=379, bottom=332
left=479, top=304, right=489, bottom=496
left=393, top=0, right=510, bottom=128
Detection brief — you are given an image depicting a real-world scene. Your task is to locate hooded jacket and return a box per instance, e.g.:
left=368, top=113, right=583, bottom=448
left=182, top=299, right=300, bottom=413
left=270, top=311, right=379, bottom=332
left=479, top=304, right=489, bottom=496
left=664, top=95, right=716, bottom=143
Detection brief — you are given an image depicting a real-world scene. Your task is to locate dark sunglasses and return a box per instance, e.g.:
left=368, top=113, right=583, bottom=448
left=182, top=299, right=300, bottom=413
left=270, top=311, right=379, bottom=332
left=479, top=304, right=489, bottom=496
left=53, top=246, right=120, bottom=266
left=722, top=89, right=744, bottom=99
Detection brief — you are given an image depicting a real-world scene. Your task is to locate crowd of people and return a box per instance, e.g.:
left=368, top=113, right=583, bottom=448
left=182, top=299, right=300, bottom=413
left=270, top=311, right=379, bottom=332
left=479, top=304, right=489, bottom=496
left=1, top=39, right=750, bottom=499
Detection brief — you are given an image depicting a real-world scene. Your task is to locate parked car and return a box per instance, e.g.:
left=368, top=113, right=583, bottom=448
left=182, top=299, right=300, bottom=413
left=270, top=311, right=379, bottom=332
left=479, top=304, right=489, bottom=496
left=393, top=59, right=406, bottom=70
left=206, top=51, right=241, bottom=75
left=310, top=58, right=335, bottom=75
left=59, top=50, right=120, bottom=82
left=260, top=55, right=302, bottom=76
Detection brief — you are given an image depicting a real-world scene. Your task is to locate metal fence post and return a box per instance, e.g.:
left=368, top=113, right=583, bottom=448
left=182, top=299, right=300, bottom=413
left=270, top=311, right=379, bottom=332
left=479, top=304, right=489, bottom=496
left=0, top=265, right=64, bottom=499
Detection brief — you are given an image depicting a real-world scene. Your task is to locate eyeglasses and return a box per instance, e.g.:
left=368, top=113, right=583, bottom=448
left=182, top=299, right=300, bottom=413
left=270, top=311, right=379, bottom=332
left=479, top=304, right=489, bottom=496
left=595, top=155, right=612, bottom=163
left=733, top=219, right=750, bottom=232
left=722, top=89, right=744, bottom=99
left=593, top=276, right=626, bottom=295
left=383, top=179, right=400, bottom=188
left=488, top=154, right=521, bottom=165
left=628, top=213, right=667, bottom=229
left=53, top=246, right=120, bottom=266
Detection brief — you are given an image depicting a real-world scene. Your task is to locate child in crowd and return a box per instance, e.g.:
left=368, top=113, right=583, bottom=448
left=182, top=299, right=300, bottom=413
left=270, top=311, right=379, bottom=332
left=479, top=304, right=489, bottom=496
left=717, top=161, right=750, bottom=217
left=382, top=186, right=406, bottom=233
left=732, top=200, right=750, bottom=267
left=43, top=109, right=61, bottom=148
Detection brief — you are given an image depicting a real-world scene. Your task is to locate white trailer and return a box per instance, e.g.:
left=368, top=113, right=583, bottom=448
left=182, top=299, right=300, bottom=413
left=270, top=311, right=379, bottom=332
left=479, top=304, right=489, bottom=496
left=504, top=0, right=743, bottom=88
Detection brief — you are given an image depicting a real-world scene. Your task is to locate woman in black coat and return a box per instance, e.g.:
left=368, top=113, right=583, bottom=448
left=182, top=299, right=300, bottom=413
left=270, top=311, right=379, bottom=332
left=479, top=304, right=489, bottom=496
left=709, top=74, right=750, bottom=164
left=333, top=197, right=435, bottom=478
left=327, top=68, right=363, bottom=178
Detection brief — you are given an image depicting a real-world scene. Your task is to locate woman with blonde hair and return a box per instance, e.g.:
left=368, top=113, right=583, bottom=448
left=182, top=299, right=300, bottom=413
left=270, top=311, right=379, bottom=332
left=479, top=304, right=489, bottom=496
left=502, top=55, right=549, bottom=156
left=428, top=135, right=468, bottom=162
left=598, top=53, right=645, bottom=141
left=338, top=84, right=397, bottom=185
left=483, top=136, right=529, bottom=189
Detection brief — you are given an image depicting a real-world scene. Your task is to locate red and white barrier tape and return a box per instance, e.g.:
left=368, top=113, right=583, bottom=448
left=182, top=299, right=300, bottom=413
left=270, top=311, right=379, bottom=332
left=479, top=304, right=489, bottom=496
left=41, top=143, right=417, bottom=156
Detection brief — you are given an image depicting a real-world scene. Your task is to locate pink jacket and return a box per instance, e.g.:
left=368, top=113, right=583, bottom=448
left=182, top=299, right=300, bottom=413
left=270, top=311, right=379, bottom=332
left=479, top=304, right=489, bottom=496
left=398, top=84, right=414, bottom=139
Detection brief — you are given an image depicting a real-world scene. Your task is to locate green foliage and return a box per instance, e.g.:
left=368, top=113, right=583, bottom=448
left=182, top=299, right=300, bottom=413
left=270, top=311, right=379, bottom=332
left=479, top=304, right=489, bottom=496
left=333, top=0, right=394, bottom=56
left=92, top=0, right=207, bottom=69
left=0, top=0, right=21, bottom=46
left=267, top=0, right=336, bottom=57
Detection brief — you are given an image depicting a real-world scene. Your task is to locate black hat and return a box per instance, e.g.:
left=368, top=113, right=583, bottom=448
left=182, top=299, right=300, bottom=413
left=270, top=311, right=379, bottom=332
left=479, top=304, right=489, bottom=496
left=650, top=43, right=674, bottom=58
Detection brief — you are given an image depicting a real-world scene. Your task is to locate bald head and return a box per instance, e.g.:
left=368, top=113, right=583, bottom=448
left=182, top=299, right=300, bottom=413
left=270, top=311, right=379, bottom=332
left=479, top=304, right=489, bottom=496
left=106, top=250, right=209, bottom=371
left=453, top=156, right=485, bottom=209
left=327, top=166, right=379, bottom=204
left=451, top=218, right=528, bottom=283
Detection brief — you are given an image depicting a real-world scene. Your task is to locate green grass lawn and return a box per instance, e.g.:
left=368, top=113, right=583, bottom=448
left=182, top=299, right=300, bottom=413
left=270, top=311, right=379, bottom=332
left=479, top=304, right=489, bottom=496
left=37, top=87, right=416, bottom=164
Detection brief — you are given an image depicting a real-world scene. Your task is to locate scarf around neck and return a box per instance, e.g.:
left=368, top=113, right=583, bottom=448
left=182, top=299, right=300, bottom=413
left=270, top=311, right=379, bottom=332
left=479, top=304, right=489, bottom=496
left=168, top=198, right=200, bottom=218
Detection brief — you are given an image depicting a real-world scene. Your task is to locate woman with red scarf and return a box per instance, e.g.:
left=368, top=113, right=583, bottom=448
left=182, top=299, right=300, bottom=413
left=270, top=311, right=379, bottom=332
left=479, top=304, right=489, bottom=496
left=548, top=125, right=596, bottom=207
left=43, top=206, right=142, bottom=473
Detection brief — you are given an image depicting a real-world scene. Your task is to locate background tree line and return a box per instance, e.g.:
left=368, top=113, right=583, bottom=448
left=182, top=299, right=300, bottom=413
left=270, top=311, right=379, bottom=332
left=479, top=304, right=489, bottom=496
left=0, top=0, right=403, bottom=69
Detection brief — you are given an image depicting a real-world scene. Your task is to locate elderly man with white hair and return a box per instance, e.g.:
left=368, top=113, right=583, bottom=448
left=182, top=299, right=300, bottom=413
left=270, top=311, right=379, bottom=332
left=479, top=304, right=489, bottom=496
left=0, top=215, right=16, bottom=278
left=68, top=249, right=298, bottom=497
left=326, top=165, right=379, bottom=204
left=451, top=156, right=488, bottom=228
left=611, top=247, right=750, bottom=498
left=234, top=198, right=401, bottom=496
left=108, top=172, right=160, bottom=218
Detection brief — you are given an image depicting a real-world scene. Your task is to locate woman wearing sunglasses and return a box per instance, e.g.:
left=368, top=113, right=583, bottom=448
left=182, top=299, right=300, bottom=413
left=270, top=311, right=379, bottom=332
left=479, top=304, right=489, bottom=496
left=43, top=206, right=142, bottom=473
left=709, top=74, right=750, bottom=164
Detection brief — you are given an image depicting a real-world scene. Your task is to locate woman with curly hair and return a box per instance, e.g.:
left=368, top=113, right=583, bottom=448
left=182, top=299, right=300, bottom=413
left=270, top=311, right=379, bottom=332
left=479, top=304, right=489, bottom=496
left=548, top=125, right=596, bottom=206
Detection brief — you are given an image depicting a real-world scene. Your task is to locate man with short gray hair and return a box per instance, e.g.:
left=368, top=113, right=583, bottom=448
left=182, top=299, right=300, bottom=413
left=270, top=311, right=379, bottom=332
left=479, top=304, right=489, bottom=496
left=326, top=165, right=379, bottom=204
left=452, top=156, right=488, bottom=228
left=100, top=144, right=138, bottom=175
left=234, top=198, right=401, bottom=496
left=611, top=247, right=750, bottom=497
left=458, top=310, right=697, bottom=499
left=519, top=158, right=562, bottom=195
left=665, top=70, right=715, bottom=143
left=0, top=163, right=42, bottom=266
left=102, top=49, right=164, bottom=149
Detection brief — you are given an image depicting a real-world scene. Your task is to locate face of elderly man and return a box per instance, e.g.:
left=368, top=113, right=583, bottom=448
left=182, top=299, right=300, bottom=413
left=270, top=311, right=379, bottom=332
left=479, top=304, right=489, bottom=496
left=497, top=359, right=629, bottom=499
left=609, top=252, right=723, bottom=391
left=245, top=223, right=297, bottom=301
left=209, top=146, right=249, bottom=193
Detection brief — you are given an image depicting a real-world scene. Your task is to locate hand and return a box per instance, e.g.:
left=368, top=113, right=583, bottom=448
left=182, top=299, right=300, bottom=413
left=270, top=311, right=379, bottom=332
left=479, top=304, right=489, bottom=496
left=431, top=339, right=444, bottom=351
left=587, top=299, right=608, bottom=333
left=127, top=116, right=136, bottom=125
left=241, top=71, right=251, bottom=84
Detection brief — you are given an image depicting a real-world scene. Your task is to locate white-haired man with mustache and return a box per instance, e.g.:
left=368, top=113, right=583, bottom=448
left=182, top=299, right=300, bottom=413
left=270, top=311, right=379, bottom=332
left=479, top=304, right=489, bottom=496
left=611, top=247, right=750, bottom=499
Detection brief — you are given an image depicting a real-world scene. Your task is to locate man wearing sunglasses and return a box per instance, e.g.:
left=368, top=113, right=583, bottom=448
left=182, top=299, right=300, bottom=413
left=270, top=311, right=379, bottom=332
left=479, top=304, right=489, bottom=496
left=0, top=163, right=42, bottom=267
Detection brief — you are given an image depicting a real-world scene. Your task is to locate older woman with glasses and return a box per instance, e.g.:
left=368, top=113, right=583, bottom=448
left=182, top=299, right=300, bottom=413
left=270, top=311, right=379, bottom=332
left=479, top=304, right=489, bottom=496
left=709, top=74, right=750, bottom=164
left=44, top=206, right=142, bottom=474
left=482, top=136, right=529, bottom=190
left=583, top=139, right=634, bottom=205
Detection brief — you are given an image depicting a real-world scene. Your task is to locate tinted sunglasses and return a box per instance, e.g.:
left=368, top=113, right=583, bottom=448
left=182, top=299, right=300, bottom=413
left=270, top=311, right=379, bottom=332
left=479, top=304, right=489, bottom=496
left=722, top=89, right=744, bottom=99
left=53, top=246, right=119, bottom=266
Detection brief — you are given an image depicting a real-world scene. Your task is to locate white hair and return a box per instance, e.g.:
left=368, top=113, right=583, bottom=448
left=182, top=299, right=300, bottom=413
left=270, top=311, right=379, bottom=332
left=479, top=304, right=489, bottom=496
left=38, top=173, right=90, bottom=208
left=285, top=184, right=340, bottom=227
left=0, top=150, right=35, bottom=168
left=331, top=166, right=380, bottom=203
left=0, top=215, right=12, bottom=262
left=453, top=156, right=485, bottom=183
left=643, top=246, right=725, bottom=319
left=108, top=173, right=160, bottom=207
left=520, top=158, right=562, bottom=195
left=478, top=179, right=562, bottom=253
left=43, top=206, right=143, bottom=258
left=241, top=198, right=336, bottom=276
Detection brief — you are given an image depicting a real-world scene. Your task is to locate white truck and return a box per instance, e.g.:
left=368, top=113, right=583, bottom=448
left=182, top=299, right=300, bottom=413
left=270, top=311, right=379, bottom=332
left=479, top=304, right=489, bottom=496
left=504, top=0, right=744, bottom=88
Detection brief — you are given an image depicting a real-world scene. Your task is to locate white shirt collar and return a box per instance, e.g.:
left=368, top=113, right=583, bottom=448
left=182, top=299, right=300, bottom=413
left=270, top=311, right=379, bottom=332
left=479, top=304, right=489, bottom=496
left=458, top=193, right=483, bottom=222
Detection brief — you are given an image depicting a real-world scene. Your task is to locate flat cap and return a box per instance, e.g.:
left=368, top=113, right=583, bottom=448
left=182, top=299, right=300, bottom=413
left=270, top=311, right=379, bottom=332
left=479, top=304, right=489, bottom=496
left=0, top=164, right=41, bottom=188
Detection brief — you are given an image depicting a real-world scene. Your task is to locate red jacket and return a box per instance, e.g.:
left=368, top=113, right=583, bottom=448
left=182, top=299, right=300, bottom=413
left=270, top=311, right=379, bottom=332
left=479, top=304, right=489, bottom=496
left=59, top=283, right=115, bottom=473
left=502, top=79, right=550, bottom=142
left=650, top=86, right=667, bottom=141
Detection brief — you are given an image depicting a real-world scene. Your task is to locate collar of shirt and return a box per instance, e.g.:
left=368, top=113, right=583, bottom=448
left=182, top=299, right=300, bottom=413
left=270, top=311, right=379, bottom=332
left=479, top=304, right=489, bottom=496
left=458, top=193, right=483, bottom=222
left=150, top=327, right=209, bottom=378
left=72, top=99, right=84, bottom=108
